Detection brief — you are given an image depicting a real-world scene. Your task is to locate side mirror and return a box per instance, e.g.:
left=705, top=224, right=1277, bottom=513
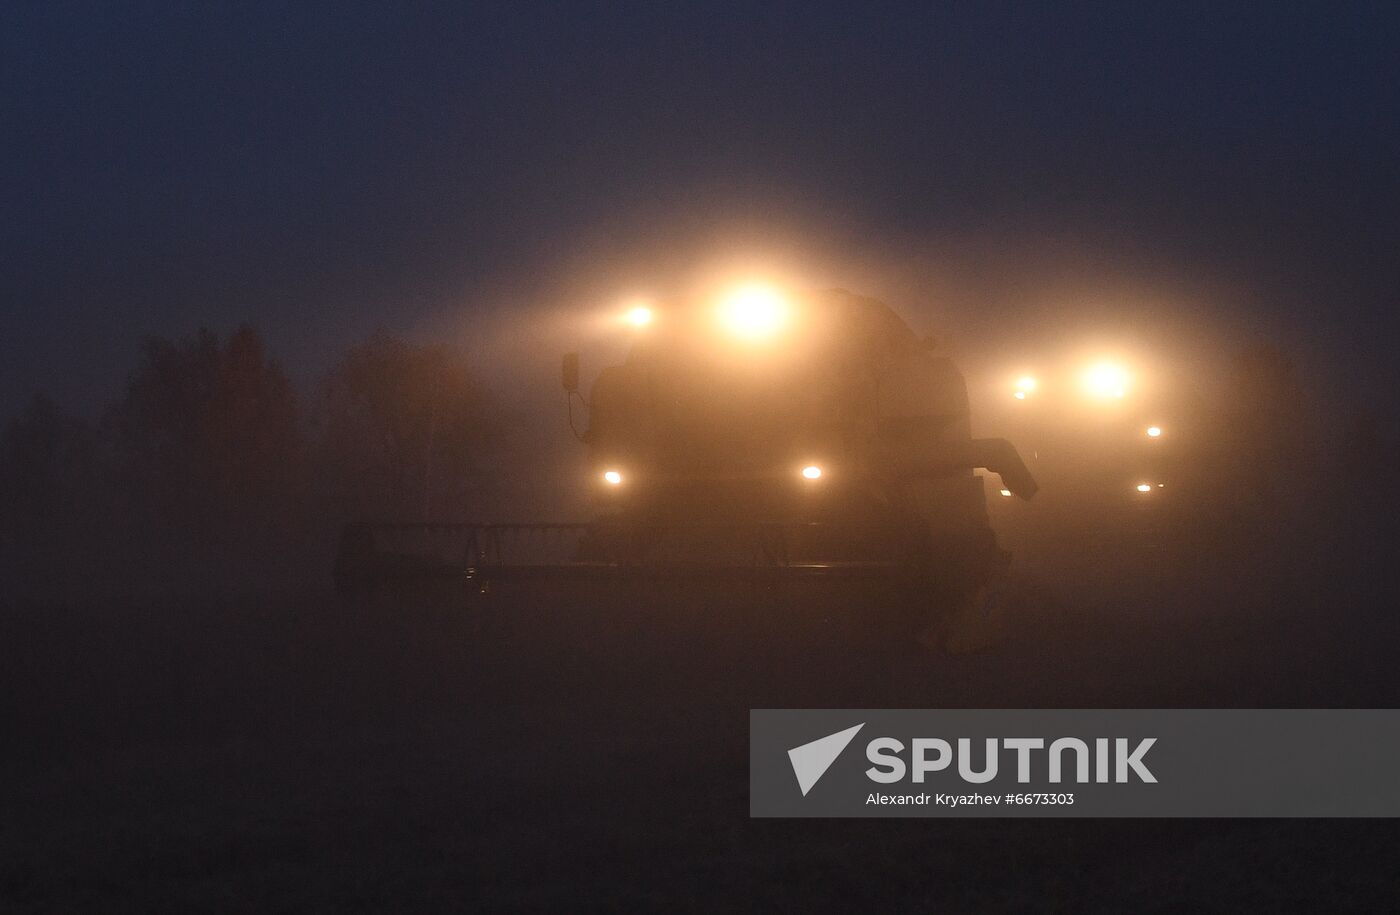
left=561, top=352, right=580, bottom=393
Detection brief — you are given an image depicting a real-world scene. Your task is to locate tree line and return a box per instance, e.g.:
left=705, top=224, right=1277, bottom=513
left=0, top=326, right=505, bottom=596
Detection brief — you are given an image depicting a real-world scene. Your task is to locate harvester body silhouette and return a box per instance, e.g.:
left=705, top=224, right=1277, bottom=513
left=336, top=288, right=1035, bottom=647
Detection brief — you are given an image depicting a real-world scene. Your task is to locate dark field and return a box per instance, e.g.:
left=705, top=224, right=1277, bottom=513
left=4, top=487, right=1399, bottom=912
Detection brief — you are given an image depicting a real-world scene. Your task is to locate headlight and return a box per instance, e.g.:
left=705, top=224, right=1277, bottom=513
left=801, top=465, right=823, bottom=480
left=1082, top=362, right=1129, bottom=399
left=1146, top=425, right=1162, bottom=438
left=719, top=285, right=788, bottom=339
left=602, top=470, right=623, bottom=486
left=1013, top=376, right=1037, bottom=399
left=624, top=305, right=653, bottom=327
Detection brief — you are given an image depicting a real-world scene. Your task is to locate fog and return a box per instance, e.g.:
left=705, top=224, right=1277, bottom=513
left=363, top=218, right=1390, bottom=535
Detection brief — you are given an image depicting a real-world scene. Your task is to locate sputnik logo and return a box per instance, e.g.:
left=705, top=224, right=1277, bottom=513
left=787, top=723, right=865, bottom=796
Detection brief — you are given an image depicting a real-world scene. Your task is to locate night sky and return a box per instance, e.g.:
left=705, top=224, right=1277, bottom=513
left=5, top=2, right=1399, bottom=417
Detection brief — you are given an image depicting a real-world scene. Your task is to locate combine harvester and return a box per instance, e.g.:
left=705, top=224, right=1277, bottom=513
left=335, top=286, right=1036, bottom=651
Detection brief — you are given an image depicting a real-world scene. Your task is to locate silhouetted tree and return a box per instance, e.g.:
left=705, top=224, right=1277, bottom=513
left=1210, top=342, right=1323, bottom=521
left=0, top=393, right=99, bottom=559
left=1232, top=344, right=1303, bottom=420
left=314, top=330, right=497, bottom=522
left=111, top=325, right=302, bottom=548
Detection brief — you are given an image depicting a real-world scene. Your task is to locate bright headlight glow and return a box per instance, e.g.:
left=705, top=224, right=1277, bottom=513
left=999, top=489, right=1012, bottom=497
left=1135, top=483, right=1153, bottom=493
left=624, top=305, right=653, bottom=327
left=1146, top=425, right=1162, bottom=438
left=801, top=465, right=822, bottom=480
left=1083, top=362, right=1129, bottom=399
left=719, top=285, right=788, bottom=339
left=603, top=470, right=623, bottom=486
